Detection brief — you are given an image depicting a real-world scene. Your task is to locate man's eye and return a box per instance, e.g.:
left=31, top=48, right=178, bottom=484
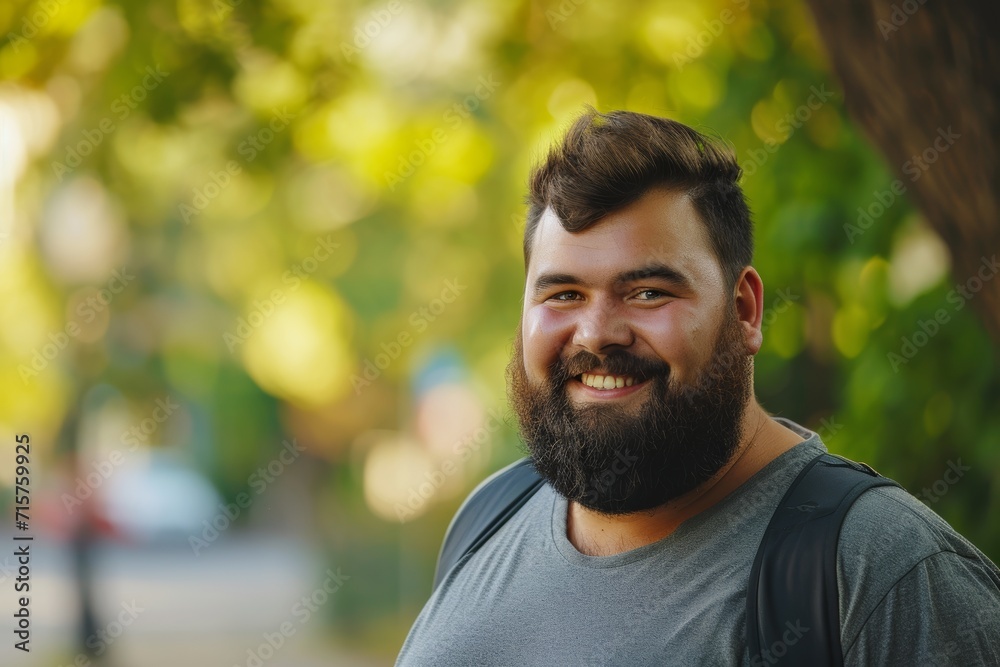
left=549, top=291, right=581, bottom=302
left=634, top=289, right=668, bottom=301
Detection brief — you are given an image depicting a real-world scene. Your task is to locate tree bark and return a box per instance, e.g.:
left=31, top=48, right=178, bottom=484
left=805, top=0, right=1000, bottom=342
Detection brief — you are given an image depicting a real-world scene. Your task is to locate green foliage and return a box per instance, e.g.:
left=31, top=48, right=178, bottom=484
left=2, top=0, right=996, bottom=646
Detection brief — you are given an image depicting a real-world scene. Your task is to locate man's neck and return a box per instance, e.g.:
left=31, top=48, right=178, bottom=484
left=565, top=404, right=805, bottom=557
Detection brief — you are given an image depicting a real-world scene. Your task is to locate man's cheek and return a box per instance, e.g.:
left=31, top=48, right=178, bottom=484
left=524, top=308, right=573, bottom=357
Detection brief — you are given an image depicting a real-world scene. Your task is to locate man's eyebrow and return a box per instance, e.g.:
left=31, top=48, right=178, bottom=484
left=531, top=273, right=581, bottom=296
left=531, top=263, right=692, bottom=296
left=614, top=263, right=692, bottom=290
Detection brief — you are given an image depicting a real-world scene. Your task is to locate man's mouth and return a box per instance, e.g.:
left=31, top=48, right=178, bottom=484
left=578, top=372, right=640, bottom=390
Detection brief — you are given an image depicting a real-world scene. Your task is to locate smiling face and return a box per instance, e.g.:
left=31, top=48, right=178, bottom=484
left=523, top=186, right=730, bottom=402
left=506, top=186, right=757, bottom=514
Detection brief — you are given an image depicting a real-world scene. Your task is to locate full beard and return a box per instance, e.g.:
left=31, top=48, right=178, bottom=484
left=506, top=311, right=753, bottom=515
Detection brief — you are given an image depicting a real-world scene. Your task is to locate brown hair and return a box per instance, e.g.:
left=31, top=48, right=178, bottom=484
left=524, top=107, right=753, bottom=290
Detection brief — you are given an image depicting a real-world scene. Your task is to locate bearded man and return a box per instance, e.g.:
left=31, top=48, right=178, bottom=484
left=396, top=108, right=1000, bottom=666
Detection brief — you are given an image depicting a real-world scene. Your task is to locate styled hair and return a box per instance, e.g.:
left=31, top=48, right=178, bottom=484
left=524, top=107, right=753, bottom=291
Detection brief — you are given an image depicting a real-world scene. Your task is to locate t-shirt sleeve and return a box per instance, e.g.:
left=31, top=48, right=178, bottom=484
left=843, top=550, right=1000, bottom=666
left=836, top=486, right=1000, bottom=666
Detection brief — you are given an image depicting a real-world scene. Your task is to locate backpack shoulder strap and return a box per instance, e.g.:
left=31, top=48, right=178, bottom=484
left=433, top=457, right=545, bottom=591
left=746, top=452, right=901, bottom=667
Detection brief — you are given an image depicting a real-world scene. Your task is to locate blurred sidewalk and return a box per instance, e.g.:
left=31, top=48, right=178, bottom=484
left=0, top=530, right=391, bottom=667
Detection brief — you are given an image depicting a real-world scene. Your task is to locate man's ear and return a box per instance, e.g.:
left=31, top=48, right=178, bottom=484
left=733, top=266, right=764, bottom=355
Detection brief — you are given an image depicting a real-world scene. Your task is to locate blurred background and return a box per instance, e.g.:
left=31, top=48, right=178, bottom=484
left=0, top=0, right=997, bottom=664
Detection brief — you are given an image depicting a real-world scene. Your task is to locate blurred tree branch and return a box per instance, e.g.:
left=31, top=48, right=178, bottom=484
left=806, top=0, right=1000, bottom=341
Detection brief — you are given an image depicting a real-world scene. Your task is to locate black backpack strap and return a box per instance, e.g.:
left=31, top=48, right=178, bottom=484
left=746, top=452, right=902, bottom=667
left=433, top=457, right=545, bottom=591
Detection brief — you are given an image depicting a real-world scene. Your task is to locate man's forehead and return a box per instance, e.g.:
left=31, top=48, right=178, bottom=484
left=527, top=190, right=719, bottom=284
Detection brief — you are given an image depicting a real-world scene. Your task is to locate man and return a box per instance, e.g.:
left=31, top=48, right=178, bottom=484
left=396, top=109, right=1000, bottom=665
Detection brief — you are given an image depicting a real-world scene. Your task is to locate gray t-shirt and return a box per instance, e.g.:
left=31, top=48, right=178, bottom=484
left=396, top=418, right=1000, bottom=666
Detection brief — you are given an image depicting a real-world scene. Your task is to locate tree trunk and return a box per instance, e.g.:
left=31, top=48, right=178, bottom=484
left=805, top=0, right=1000, bottom=342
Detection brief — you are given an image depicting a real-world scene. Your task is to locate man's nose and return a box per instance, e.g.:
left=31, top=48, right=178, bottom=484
left=570, top=299, right=634, bottom=353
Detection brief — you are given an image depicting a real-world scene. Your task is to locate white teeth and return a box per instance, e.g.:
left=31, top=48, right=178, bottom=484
left=580, top=373, right=637, bottom=390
